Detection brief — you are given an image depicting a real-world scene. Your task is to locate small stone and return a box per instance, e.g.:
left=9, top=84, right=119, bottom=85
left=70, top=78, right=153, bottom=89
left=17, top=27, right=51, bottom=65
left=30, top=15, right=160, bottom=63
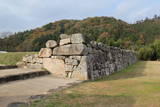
left=39, top=48, right=52, bottom=58
left=71, top=33, right=86, bottom=44
left=59, top=38, right=71, bottom=46
left=46, top=40, right=57, bottom=48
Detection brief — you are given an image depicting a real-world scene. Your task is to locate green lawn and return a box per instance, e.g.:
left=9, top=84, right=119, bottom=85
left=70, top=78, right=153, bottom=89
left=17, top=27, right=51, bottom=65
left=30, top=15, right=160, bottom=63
left=0, top=52, right=37, bottom=65
left=31, top=61, right=160, bottom=107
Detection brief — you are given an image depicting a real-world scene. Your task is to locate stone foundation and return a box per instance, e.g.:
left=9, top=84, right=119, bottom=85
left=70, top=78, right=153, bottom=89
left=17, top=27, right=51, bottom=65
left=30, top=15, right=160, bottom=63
left=19, top=33, right=137, bottom=80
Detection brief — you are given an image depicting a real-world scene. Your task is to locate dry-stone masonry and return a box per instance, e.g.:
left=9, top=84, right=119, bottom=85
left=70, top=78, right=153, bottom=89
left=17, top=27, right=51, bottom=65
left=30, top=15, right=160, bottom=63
left=17, top=54, right=43, bottom=69
left=19, top=33, right=137, bottom=80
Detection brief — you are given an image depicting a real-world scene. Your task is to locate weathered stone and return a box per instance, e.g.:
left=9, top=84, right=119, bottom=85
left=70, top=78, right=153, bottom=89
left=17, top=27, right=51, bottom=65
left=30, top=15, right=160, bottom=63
left=65, top=58, right=79, bottom=65
left=59, top=38, right=71, bottom=46
left=69, top=56, right=82, bottom=61
left=43, top=58, right=65, bottom=77
left=22, top=55, right=33, bottom=62
left=19, top=54, right=43, bottom=69
left=35, top=58, right=43, bottom=64
left=22, top=33, right=138, bottom=80
left=53, top=44, right=88, bottom=55
left=16, top=61, right=26, bottom=68
left=65, top=64, right=73, bottom=72
left=46, top=40, right=57, bottom=48
left=51, top=56, right=65, bottom=60
left=60, top=34, right=70, bottom=39
left=71, top=33, right=86, bottom=44
left=27, top=63, right=43, bottom=69
left=72, top=56, right=88, bottom=80
left=90, top=41, right=98, bottom=48
left=39, top=48, right=52, bottom=58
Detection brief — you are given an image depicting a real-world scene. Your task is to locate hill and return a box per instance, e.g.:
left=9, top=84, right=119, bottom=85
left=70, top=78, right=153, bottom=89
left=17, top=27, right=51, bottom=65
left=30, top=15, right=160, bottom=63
left=0, top=16, right=160, bottom=52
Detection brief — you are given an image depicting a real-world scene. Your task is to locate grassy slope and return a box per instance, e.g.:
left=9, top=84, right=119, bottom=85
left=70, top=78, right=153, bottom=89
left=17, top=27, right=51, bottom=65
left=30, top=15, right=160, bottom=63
left=31, top=61, right=160, bottom=107
left=0, top=52, right=37, bottom=65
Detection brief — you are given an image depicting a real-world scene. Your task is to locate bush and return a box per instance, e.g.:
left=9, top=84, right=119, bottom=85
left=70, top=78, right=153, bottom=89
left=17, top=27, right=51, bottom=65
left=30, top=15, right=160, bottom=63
left=138, top=40, right=160, bottom=60
left=138, top=47, right=154, bottom=60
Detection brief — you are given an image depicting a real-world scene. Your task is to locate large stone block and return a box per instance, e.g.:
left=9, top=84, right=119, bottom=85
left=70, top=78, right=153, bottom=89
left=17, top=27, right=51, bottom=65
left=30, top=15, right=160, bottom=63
left=39, top=48, right=52, bottom=58
left=46, top=40, right=57, bottom=48
left=60, top=34, right=70, bottom=39
left=59, top=38, right=71, bottom=46
left=53, top=44, right=88, bottom=56
left=71, top=33, right=86, bottom=44
left=43, top=58, right=65, bottom=77
left=72, top=56, right=88, bottom=80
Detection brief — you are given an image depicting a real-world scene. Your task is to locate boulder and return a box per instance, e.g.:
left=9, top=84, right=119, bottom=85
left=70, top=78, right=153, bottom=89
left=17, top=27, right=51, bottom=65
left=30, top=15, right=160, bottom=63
left=60, top=34, right=70, bottom=39
left=71, top=33, right=86, bottom=44
left=53, top=44, right=88, bottom=56
left=59, top=38, right=71, bottom=46
left=39, top=48, right=52, bottom=58
left=46, top=40, right=57, bottom=48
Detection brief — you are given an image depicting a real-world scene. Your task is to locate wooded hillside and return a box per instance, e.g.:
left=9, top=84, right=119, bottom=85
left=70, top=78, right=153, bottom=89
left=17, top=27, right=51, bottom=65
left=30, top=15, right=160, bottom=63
left=0, top=16, right=160, bottom=52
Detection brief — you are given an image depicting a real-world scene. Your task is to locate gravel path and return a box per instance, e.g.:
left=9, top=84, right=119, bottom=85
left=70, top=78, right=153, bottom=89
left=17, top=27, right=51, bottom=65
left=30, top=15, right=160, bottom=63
left=0, top=75, right=81, bottom=107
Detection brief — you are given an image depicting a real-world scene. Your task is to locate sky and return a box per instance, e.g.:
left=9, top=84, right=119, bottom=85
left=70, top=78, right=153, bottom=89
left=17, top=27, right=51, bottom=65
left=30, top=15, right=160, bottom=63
left=0, top=0, right=160, bottom=32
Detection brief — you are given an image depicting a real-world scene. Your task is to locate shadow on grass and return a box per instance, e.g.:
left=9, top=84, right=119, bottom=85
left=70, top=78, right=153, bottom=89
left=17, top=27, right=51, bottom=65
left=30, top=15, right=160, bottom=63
left=95, top=61, right=148, bottom=81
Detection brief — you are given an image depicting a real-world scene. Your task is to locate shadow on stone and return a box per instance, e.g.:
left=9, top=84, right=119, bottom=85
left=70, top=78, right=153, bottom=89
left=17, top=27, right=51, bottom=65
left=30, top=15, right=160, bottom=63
left=0, top=66, right=17, bottom=70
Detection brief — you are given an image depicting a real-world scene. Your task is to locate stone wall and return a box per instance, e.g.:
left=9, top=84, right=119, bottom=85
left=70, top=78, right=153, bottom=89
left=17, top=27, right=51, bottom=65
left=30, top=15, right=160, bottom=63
left=17, top=54, right=43, bottom=69
left=19, top=33, right=137, bottom=80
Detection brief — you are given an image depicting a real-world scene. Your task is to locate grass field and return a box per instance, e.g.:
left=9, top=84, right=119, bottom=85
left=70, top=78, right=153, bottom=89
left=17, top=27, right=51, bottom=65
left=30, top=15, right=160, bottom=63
left=31, top=61, right=160, bottom=107
left=0, top=52, right=37, bottom=65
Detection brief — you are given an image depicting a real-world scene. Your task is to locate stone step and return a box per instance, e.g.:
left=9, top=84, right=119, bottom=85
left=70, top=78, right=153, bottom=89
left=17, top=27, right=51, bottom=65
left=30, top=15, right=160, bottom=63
left=0, top=75, right=81, bottom=107
left=0, top=68, right=50, bottom=84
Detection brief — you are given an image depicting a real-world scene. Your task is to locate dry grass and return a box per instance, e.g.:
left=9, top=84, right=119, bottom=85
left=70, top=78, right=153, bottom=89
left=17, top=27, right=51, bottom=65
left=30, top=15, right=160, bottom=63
left=31, top=61, right=160, bottom=107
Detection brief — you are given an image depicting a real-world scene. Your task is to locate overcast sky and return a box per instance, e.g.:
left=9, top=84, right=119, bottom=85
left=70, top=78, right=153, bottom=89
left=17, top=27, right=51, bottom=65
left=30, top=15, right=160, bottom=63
left=0, top=0, right=160, bottom=32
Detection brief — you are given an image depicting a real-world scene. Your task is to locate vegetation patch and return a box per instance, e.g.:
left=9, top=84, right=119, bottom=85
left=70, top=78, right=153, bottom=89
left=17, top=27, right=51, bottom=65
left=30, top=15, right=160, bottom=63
left=0, top=52, right=37, bottom=65
left=31, top=61, right=160, bottom=107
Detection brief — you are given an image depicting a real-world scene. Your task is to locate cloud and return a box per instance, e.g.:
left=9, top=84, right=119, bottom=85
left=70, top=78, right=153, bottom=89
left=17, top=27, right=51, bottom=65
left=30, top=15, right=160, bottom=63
left=0, top=0, right=159, bottom=32
left=116, top=0, right=137, bottom=15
